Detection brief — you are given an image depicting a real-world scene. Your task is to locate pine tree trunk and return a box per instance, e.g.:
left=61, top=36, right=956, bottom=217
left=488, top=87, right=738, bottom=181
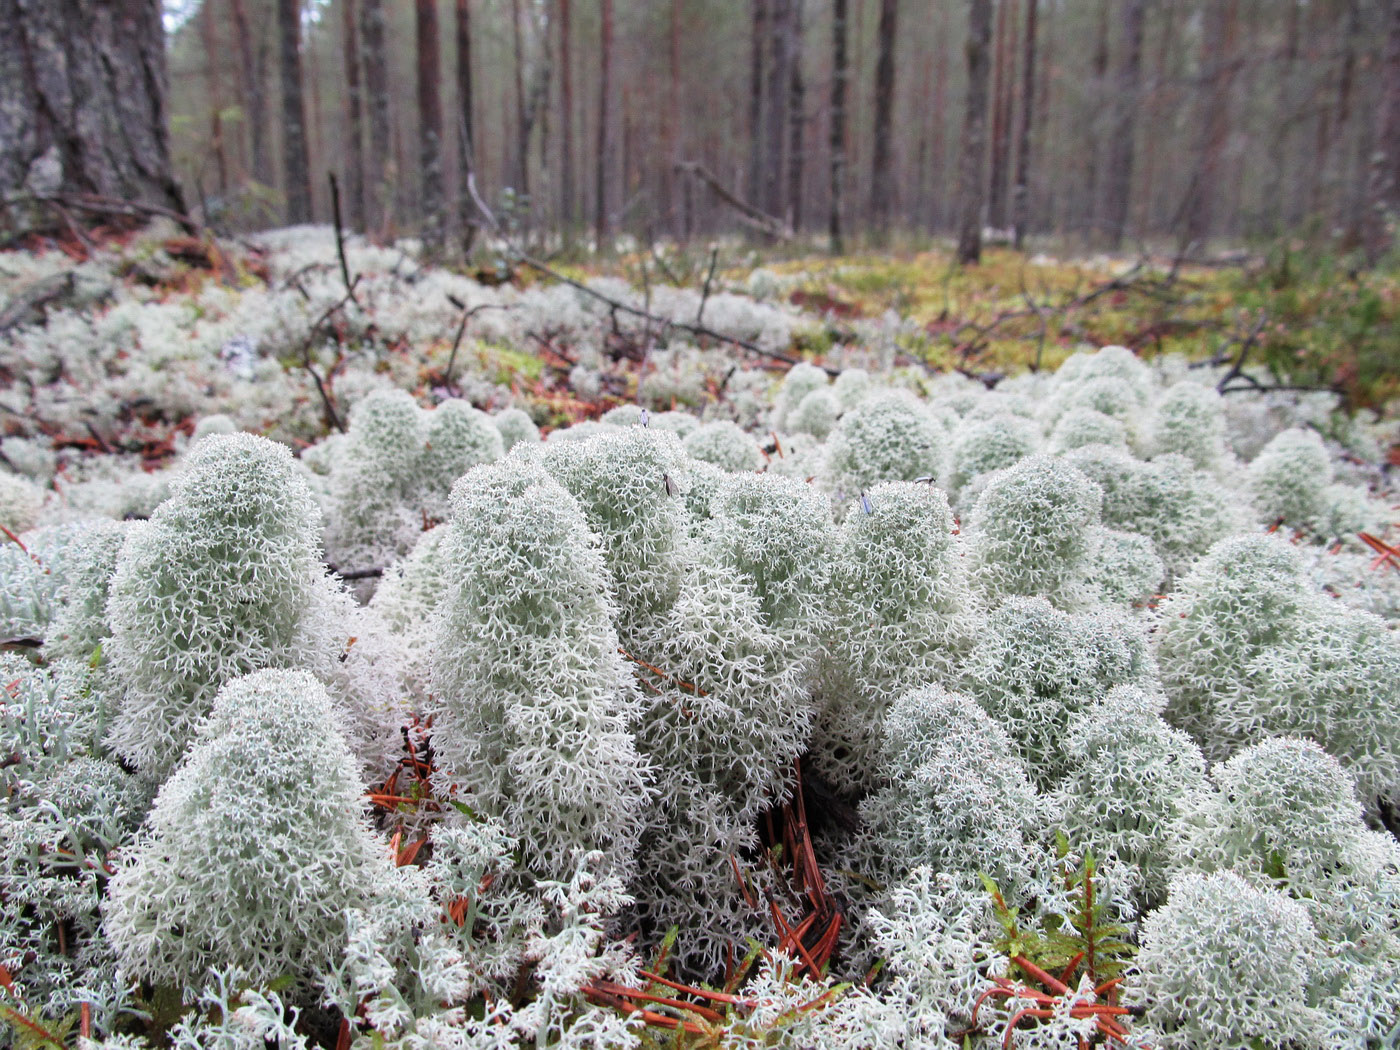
left=277, top=0, right=311, bottom=224
left=764, top=0, right=795, bottom=221
left=1366, top=0, right=1400, bottom=263
left=229, top=0, right=273, bottom=195
left=595, top=0, right=613, bottom=244
left=0, top=0, right=184, bottom=218
left=748, top=0, right=769, bottom=203
left=987, top=0, right=1014, bottom=231
left=361, top=0, right=392, bottom=232
left=416, top=0, right=445, bottom=252
left=869, top=0, right=897, bottom=238
left=1011, top=0, right=1037, bottom=248
left=956, top=0, right=994, bottom=263
left=342, top=0, right=366, bottom=231
left=1183, top=0, right=1238, bottom=251
left=456, top=0, right=478, bottom=253
left=786, top=0, right=806, bottom=230
left=1100, top=0, right=1144, bottom=248
left=558, top=0, right=574, bottom=228
left=829, top=0, right=849, bottom=252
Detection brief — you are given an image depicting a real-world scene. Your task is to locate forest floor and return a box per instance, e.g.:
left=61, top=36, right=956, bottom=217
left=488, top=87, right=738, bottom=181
left=569, top=241, right=1400, bottom=414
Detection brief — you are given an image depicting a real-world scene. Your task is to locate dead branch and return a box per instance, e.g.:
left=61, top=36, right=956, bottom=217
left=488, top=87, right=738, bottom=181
left=328, top=173, right=359, bottom=305
left=675, top=161, right=793, bottom=241
left=516, top=253, right=803, bottom=369
left=443, top=297, right=514, bottom=396
left=4, top=190, right=202, bottom=237
left=0, top=272, right=75, bottom=336
left=696, top=246, right=720, bottom=328
left=296, top=278, right=362, bottom=433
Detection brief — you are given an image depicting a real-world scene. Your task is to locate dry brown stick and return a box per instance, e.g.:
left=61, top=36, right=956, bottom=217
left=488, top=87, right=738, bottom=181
left=328, top=173, right=359, bottom=305
left=7, top=191, right=202, bottom=236
left=517, top=252, right=802, bottom=368
left=675, top=161, right=793, bottom=240
left=0, top=272, right=75, bottom=336
left=297, top=278, right=361, bottom=433
left=696, top=245, right=720, bottom=327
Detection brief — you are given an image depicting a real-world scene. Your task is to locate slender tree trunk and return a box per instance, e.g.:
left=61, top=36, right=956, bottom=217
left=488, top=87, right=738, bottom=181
left=1084, top=0, right=1109, bottom=236
left=829, top=0, right=849, bottom=251
left=668, top=0, right=684, bottom=238
left=1139, top=0, right=1173, bottom=234
left=764, top=0, right=795, bottom=220
left=558, top=0, right=574, bottom=228
left=511, top=0, right=529, bottom=196
left=1183, top=0, right=1238, bottom=250
left=1011, top=0, right=1037, bottom=247
left=1331, top=0, right=1362, bottom=233
left=278, top=0, right=311, bottom=224
left=786, top=0, right=806, bottom=230
left=361, top=0, right=391, bottom=232
left=595, top=0, right=613, bottom=245
left=1366, top=0, right=1400, bottom=263
left=931, top=1, right=951, bottom=229
left=200, top=3, right=230, bottom=197
left=987, top=0, right=1014, bottom=230
left=416, top=0, right=445, bottom=252
left=869, top=0, right=897, bottom=237
left=956, top=0, right=994, bottom=263
left=455, top=0, right=478, bottom=253
left=748, top=0, right=769, bottom=203
left=229, top=0, right=272, bottom=193
left=0, top=0, right=184, bottom=220
left=1100, top=0, right=1144, bottom=248
left=340, top=0, right=365, bottom=231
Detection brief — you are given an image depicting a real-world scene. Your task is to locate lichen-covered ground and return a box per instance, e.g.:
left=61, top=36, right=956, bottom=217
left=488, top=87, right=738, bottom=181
left=2, top=224, right=1399, bottom=1049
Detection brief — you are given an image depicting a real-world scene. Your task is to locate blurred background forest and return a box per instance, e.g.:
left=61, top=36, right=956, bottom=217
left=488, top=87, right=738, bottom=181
left=159, top=0, right=1400, bottom=261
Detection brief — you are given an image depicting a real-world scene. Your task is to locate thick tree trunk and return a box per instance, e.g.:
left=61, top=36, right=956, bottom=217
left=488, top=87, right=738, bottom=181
left=277, top=0, right=311, bottom=224
left=1100, top=0, right=1144, bottom=248
left=416, top=0, right=445, bottom=252
left=0, top=0, right=184, bottom=217
left=361, top=0, right=392, bottom=232
left=956, top=0, right=994, bottom=263
left=829, top=0, right=849, bottom=252
left=869, top=0, right=897, bottom=238
left=342, top=0, right=365, bottom=231
left=1366, top=0, right=1400, bottom=263
left=1011, top=0, right=1037, bottom=248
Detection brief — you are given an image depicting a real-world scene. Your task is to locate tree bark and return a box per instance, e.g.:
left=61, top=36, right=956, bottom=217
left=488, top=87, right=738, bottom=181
left=764, top=0, right=795, bottom=221
left=1182, top=0, right=1238, bottom=250
left=869, top=0, right=897, bottom=238
left=455, top=0, right=478, bottom=252
left=277, top=0, right=311, bottom=224
left=829, top=0, right=849, bottom=252
left=956, top=0, right=994, bottom=263
left=1100, top=0, right=1144, bottom=248
left=786, top=0, right=806, bottom=230
left=748, top=0, right=769, bottom=203
left=1366, top=0, right=1400, bottom=263
left=0, top=0, right=184, bottom=218
left=987, top=0, right=1015, bottom=230
left=558, top=0, right=574, bottom=228
left=1011, top=0, right=1037, bottom=248
left=511, top=0, right=529, bottom=195
left=361, top=0, right=392, bottom=232
left=342, top=0, right=365, bottom=231
left=416, top=0, right=445, bottom=252
left=229, top=0, right=273, bottom=195
left=595, top=0, right=613, bottom=244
